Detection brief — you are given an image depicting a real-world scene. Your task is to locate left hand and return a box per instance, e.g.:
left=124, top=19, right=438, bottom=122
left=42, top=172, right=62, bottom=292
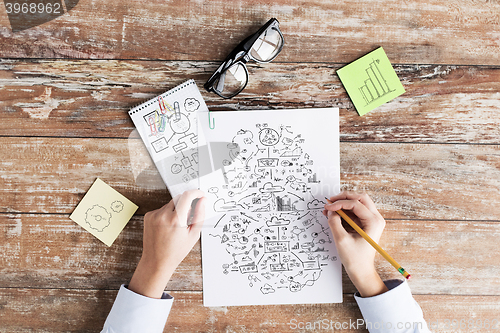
left=128, top=189, right=206, bottom=299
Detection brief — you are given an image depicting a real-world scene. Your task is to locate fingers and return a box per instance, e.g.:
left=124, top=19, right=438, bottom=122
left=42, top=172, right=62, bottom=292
left=325, top=192, right=386, bottom=241
left=174, top=189, right=205, bottom=226
left=165, top=198, right=176, bottom=212
left=324, top=199, right=375, bottom=223
left=171, top=194, right=182, bottom=208
left=327, top=210, right=349, bottom=242
left=153, top=195, right=179, bottom=224
left=327, top=191, right=380, bottom=216
left=188, top=197, right=206, bottom=237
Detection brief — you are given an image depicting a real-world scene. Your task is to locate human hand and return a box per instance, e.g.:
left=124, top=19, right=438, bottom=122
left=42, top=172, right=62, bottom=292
left=129, top=189, right=206, bottom=299
left=323, top=191, right=388, bottom=297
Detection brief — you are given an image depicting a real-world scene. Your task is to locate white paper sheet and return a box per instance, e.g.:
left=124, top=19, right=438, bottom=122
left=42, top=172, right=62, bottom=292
left=198, top=108, right=342, bottom=306
left=128, top=80, right=207, bottom=198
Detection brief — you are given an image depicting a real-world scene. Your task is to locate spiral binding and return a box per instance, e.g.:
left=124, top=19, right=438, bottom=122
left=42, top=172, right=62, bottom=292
left=128, top=79, right=196, bottom=116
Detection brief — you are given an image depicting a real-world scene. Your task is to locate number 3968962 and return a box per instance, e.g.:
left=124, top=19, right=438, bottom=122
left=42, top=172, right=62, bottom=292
left=5, top=2, right=62, bottom=14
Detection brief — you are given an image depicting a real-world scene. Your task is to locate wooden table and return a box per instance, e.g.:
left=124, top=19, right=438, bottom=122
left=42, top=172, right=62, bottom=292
left=1, top=1, right=499, bottom=332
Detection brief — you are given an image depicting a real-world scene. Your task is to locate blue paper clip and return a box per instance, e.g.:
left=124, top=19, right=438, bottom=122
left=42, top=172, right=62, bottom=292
left=208, top=110, right=215, bottom=129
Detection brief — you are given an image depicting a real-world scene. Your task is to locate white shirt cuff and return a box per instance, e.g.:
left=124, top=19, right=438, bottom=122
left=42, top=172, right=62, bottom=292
left=101, top=285, right=173, bottom=333
left=354, top=279, right=430, bottom=333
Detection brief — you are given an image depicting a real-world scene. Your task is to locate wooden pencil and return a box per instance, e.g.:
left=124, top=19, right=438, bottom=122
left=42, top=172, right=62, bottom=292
left=325, top=198, right=411, bottom=279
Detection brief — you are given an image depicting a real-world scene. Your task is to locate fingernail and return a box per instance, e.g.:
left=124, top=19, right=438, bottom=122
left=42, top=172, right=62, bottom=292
left=327, top=210, right=333, bottom=218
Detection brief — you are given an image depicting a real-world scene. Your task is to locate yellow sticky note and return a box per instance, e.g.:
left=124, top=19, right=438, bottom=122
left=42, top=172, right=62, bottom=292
left=337, top=47, right=405, bottom=116
left=70, top=178, right=138, bottom=246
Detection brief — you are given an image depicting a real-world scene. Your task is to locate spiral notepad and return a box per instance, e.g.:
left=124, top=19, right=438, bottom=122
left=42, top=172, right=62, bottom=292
left=128, top=80, right=208, bottom=198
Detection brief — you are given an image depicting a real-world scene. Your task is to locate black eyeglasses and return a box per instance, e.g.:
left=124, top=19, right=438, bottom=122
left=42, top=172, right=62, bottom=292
left=204, top=18, right=284, bottom=99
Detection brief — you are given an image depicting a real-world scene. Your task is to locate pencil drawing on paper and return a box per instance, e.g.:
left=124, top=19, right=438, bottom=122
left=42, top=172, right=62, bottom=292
left=85, top=204, right=112, bottom=232
left=111, top=200, right=124, bottom=213
left=358, top=58, right=395, bottom=106
left=144, top=96, right=200, bottom=184
left=207, top=123, right=337, bottom=295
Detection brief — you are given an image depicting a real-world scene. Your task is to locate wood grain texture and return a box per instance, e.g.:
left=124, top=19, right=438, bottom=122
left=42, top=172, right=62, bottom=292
left=1, top=0, right=500, bottom=65
left=0, top=288, right=113, bottom=333
left=1, top=213, right=499, bottom=296
left=1, top=60, right=500, bottom=143
left=167, top=293, right=500, bottom=333
left=1, top=137, right=499, bottom=219
left=0, top=136, right=169, bottom=215
left=2, top=0, right=500, bottom=330
left=1, top=288, right=499, bottom=333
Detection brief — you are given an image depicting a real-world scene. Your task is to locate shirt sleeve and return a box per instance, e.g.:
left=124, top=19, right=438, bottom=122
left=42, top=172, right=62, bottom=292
left=354, top=279, right=431, bottom=333
left=101, top=285, right=174, bottom=333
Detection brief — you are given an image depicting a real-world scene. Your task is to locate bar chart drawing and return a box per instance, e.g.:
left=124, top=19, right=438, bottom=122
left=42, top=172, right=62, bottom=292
left=307, top=173, right=319, bottom=183
left=359, top=59, right=395, bottom=106
left=276, top=196, right=297, bottom=211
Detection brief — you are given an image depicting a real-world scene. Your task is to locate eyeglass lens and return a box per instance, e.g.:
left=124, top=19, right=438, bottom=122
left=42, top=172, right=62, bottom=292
left=250, top=27, right=283, bottom=62
left=215, top=62, right=248, bottom=98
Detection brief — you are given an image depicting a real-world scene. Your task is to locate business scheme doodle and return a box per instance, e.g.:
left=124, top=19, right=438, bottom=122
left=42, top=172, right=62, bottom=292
left=128, top=80, right=208, bottom=197
left=200, top=108, right=342, bottom=306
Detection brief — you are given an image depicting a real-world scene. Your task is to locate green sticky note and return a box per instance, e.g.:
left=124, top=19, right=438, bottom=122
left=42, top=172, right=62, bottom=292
left=70, top=178, right=138, bottom=247
left=337, top=47, right=405, bottom=116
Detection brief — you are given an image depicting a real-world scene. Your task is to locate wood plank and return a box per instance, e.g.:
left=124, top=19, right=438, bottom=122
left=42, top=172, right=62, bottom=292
left=1, top=137, right=499, bottom=219
left=1, top=213, right=499, bottom=295
left=0, top=288, right=113, bottom=332
left=1, top=1, right=499, bottom=65
left=0, top=213, right=202, bottom=291
left=1, top=60, right=500, bottom=143
left=1, top=288, right=499, bottom=332
left=168, top=293, right=500, bottom=333
left=2, top=2, right=498, bottom=332
left=0, top=136, right=170, bottom=215
left=339, top=142, right=500, bottom=221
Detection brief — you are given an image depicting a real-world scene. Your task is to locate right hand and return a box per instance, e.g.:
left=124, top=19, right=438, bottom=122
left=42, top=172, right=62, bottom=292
left=323, top=191, right=388, bottom=297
